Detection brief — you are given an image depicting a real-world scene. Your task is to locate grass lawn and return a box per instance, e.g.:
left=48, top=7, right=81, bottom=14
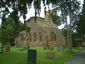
left=0, top=47, right=81, bottom=64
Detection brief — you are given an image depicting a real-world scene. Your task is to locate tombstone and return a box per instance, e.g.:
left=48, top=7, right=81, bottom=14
left=57, top=45, right=64, bottom=51
left=27, top=49, right=37, bottom=64
left=46, top=51, right=55, bottom=59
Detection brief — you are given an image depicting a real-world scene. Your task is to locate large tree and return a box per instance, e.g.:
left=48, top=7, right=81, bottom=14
left=0, top=17, right=14, bottom=44
left=0, top=17, right=14, bottom=51
left=0, top=16, right=23, bottom=51
left=55, top=0, right=81, bottom=52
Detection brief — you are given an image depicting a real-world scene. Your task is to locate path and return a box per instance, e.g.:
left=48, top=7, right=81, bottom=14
left=65, top=48, right=85, bottom=64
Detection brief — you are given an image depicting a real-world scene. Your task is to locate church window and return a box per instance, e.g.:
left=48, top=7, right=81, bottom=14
left=50, top=32, right=56, bottom=41
left=34, top=32, right=37, bottom=41
left=53, top=34, right=56, bottom=41
left=39, top=32, right=42, bottom=41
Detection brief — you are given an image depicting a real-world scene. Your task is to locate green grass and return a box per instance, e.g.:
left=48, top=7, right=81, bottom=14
left=0, top=47, right=81, bottom=64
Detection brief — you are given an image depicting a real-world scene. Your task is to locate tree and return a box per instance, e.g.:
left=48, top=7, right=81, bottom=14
left=0, top=17, right=13, bottom=44
left=0, top=16, right=23, bottom=42
left=54, top=0, right=81, bottom=52
left=72, top=32, right=84, bottom=47
left=50, top=10, right=62, bottom=26
left=0, top=16, right=24, bottom=51
left=0, top=17, right=13, bottom=51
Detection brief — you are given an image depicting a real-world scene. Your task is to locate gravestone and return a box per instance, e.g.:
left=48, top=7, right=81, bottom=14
left=27, top=49, right=37, bottom=64
left=57, top=45, right=64, bottom=51
left=46, top=51, right=55, bottom=59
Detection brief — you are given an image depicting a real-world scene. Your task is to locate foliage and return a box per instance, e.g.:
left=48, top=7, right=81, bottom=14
left=50, top=10, right=62, bottom=26
left=28, top=61, right=34, bottom=64
left=0, top=17, right=14, bottom=44
left=62, top=28, right=84, bottom=47
left=62, top=28, right=67, bottom=37
left=0, top=17, right=23, bottom=45
left=72, top=32, right=83, bottom=47
left=76, top=1, right=85, bottom=36
left=75, top=0, right=85, bottom=47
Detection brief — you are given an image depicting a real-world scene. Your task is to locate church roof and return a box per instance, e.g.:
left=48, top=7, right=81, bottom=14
left=26, top=16, right=57, bottom=29
left=27, top=16, right=44, bottom=22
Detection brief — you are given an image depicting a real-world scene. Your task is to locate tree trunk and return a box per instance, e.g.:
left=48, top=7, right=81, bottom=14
left=66, top=17, right=70, bottom=52
left=69, top=14, right=72, bottom=52
left=66, top=15, right=72, bottom=52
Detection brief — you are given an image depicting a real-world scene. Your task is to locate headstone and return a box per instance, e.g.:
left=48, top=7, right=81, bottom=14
left=27, top=49, right=37, bottom=64
left=46, top=52, right=55, bottom=59
left=57, top=45, right=64, bottom=51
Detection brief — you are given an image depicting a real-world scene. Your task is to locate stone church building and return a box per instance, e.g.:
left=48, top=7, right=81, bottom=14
left=15, top=13, right=65, bottom=49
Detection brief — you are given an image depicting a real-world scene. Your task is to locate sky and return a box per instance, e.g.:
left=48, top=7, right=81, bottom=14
left=0, top=0, right=84, bottom=28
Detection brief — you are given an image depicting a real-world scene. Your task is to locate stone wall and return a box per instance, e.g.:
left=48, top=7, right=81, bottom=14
left=15, top=16, right=65, bottom=48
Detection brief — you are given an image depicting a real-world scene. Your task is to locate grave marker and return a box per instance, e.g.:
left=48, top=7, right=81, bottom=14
left=57, top=45, right=64, bottom=51
left=27, top=49, right=37, bottom=64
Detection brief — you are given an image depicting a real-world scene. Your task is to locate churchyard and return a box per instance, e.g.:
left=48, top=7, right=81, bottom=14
left=0, top=47, right=81, bottom=64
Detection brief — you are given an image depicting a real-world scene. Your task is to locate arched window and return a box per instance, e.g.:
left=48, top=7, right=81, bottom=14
left=53, top=34, right=56, bottom=41
left=50, top=32, right=56, bottom=41
left=34, top=32, right=36, bottom=41
left=39, top=32, right=42, bottom=41
left=50, top=32, right=54, bottom=41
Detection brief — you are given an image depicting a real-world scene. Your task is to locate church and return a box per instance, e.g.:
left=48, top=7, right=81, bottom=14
left=15, top=12, right=65, bottom=49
